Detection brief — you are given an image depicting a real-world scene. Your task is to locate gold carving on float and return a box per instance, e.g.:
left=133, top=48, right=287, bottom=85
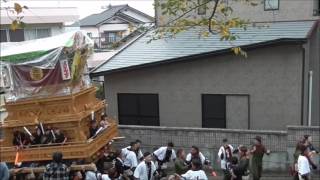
left=30, top=67, right=44, bottom=81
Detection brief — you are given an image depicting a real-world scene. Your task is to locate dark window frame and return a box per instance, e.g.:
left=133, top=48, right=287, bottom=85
left=117, top=93, right=160, bottom=126
left=8, top=29, right=25, bottom=42
left=201, top=94, right=251, bottom=129
left=201, top=94, right=226, bottom=128
left=264, top=0, right=280, bottom=11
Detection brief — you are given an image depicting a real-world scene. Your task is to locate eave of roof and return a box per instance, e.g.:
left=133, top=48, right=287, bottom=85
left=90, top=21, right=316, bottom=77
left=90, top=38, right=307, bottom=77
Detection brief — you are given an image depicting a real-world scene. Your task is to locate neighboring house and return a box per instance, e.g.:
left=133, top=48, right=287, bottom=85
left=0, top=7, right=79, bottom=42
left=75, top=4, right=154, bottom=49
left=91, top=21, right=320, bottom=130
left=155, top=0, right=320, bottom=26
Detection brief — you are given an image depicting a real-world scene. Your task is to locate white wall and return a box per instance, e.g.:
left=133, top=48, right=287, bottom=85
left=99, top=24, right=129, bottom=32
left=122, top=10, right=153, bottom=23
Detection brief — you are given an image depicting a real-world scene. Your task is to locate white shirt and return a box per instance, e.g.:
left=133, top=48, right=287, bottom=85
left=123, top=150, right=138, bottom=168
left=126, top=146, right=143, bottom=161
left=297, top=155, right=311, bottom=175
left=101, top=174, right=111, bottom=180
left=186, top=152, right=206, bottom=165
left=181, top=170, right=208, bottom=180
left=85, top=171, right=101, bottom=180
left=153, top=146, right=176, bottom=161
left=134, top=161, right=156, bottom=180
left=217, top=145, right=234, bottom=169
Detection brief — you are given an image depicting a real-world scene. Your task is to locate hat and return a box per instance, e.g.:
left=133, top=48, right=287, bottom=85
left=254, top=136, right=262, bottom=143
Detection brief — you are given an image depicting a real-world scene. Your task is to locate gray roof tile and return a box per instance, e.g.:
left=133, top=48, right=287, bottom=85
left=92, top=21, right=316, bottom=75
left=78, top=5, right=127, bottom=26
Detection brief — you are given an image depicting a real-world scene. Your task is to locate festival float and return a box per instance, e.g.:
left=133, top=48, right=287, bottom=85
left=0, top=31, right=119, bottom=168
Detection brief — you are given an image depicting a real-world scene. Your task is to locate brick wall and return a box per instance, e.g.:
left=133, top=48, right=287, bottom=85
left=114, top=125, right=320, bottom=172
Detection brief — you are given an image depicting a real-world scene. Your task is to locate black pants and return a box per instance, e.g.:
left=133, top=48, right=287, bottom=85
left=156, top=160, right=168, bottom=177
left=223, top=169, right=231, bottom=180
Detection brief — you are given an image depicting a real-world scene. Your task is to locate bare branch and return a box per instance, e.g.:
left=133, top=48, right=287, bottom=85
left=165, top=0, right=212, bottom=26
left=208, top=0, right=220, bottom=34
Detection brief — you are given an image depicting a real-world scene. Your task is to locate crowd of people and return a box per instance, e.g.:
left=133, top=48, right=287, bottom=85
left=41, top=136, right=274, bottom=180
left=12, top=125, right=67, bottom=149
left=11, top=114, right=111, bottom=149
left=1, top=134, right=318, bottom=180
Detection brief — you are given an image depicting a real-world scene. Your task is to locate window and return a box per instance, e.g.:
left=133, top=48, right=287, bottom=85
left=9, top=29, right=24, bottom=42
left=198, top=0, right=207, bottom=15
left=314, top=0, right=320, bottom=16
left=37, top=28, right=51, bottom=38
left=118, top=94, right=160, bottom=126
left=202, top=94, right=226, bottom=128
left=0, top=29, right=8, bottom=42
left=264, top=0, right=279, bottom=11
left=108, top=32, right=117, bottom=43
left=24, top=28, right=51, bottom=40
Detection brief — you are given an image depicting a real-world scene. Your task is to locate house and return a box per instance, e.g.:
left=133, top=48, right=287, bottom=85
left=90, top=20, right=320, bottom=130
left=0, top=7, right=79, bottom=42
left=155, top=0, right=320, bottom=26
left=75, top=4, right=154, bottom=49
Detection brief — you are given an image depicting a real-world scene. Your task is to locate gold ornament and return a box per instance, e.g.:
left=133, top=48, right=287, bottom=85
left=30, top=67, right=44, bottom=81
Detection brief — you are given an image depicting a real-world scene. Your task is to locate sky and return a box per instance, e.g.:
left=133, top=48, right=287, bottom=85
left=2, top=0, right=155, bottom=18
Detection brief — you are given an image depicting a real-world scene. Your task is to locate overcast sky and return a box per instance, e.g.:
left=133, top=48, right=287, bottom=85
left=3, top=0, right=154, bottom=18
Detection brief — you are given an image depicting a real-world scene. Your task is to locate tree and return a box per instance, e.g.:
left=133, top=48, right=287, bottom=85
left=1, top=0, right=28, bottom=30
left=152, top=0, right=260, bottom=56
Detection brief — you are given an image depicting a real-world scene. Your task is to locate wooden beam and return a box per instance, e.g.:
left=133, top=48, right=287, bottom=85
left=9, top=163, right=97, bottom=174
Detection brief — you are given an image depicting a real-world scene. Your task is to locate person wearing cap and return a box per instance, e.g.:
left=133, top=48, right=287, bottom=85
left=43, top=152, right=70, bottom=180
left=174, top=158, right=208, bottom=180
left=250, top=136, right=270, bottom=180
left=134, top=152, right=157, bottom=180
left=218, top=138, right=234, bottom=180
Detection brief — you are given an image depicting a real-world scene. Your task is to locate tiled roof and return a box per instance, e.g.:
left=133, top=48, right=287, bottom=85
left=91, top=21, right=316, bottom=76
left=77, top=5, right=128, bottom=26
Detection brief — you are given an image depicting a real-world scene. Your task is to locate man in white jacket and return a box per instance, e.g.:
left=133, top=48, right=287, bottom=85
left=134, top=152, right=157, bottom=180
left=123, top=142, right=139, bottom=178
left=153, top=142, right=176, bottom=177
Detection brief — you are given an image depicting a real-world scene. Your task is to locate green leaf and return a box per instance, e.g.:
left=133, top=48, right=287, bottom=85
left=14, top=3, right=23, bottom=14
left=10, top=20, right=18, bottom=31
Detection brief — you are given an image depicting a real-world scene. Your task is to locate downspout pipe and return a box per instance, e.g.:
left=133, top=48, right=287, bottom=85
left=308, top=70, right=313, bottom=126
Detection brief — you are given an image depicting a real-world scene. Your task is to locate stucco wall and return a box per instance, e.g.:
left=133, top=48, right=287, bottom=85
left=155, top=0, right=319, bottom=25
left=104, top=44, right=303, bottom=130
